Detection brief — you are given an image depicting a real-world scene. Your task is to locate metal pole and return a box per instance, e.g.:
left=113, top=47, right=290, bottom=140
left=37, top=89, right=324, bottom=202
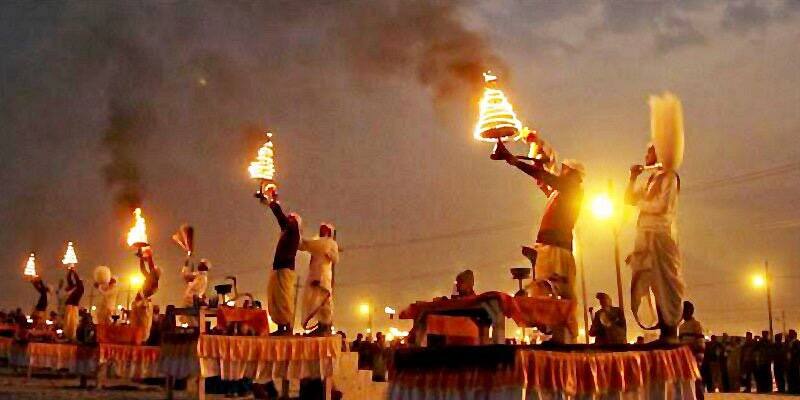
left=609, top=180, right=625, bottom=314
left=766, top=260, right=774, bottom=338
left=576, top=229, right=590, bottom=344
left=783, top=309, right=787, bottom=335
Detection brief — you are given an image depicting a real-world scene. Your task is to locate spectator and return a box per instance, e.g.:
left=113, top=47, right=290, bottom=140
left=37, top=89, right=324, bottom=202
left=351, top=333, right=364, bottom=352
left=725, top=336, right=742, bottom=392
left=753, top=332, right=773, bottom=393
left=371, top=332, right=388, bottom=382
left=588, top=292, right=626, bottom=345
left=741, top=332, right=756, bottom=392
left=787, top=330, right=800, bottom=393
left=678, top=301, right=705, bottom=398
left=705, top=335, right=724, bottom=392
left=774, top=333, right=787, bottom=393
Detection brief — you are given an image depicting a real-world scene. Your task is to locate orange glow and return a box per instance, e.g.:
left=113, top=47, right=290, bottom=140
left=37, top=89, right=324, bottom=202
left=590, top=194, right=614, bottom=220
left=61, top=241, right=78, bottom=265
left=130, top=274, right=144, bottom=288
left=474, top=72, right=523, bottom=142
left=248, top=132, right=276, bottom=186
left=751, top=274, right=766, bottom=288
left=24, top=253, right=37, bottom=277
left=126, top=208, right=148, bottom=247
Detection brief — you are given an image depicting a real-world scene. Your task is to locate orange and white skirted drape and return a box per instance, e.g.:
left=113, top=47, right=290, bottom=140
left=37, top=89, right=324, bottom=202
left=389, top=346, right=700, bottom=400
left=198, top=335, right=341, bottom=383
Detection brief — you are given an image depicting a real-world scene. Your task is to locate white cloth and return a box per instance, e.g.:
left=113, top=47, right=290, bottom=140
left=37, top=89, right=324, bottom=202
left=96, top=282, right=118, bottom=324
left=628, top=170, right=684, bottom=329
left=299, top=237, right=339, bottom=292
left=182, top=268, right=208, bottom=306
left=299, top=236, right=339, bottom=327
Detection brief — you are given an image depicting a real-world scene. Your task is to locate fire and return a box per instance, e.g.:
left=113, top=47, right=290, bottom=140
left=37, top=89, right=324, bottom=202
left=61, top=241, right=78, bottom=265
left=248, top=132, right=276, bottom=187
left=474, top=71, right=523, bottom=142
left=126, top=208, right=149, bottom=247
left=24, top=253, right=37, bottom=277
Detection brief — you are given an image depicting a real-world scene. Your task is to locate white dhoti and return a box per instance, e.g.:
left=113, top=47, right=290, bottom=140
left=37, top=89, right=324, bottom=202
left=628, top=229, right=684, bottom=329
left=302, top=285, right=332, bottom=329
left=268, top=269, right=297, bottom=326
left=526, top=244, right=578, bottom=343
left=130, top=299, right=153, bottom=345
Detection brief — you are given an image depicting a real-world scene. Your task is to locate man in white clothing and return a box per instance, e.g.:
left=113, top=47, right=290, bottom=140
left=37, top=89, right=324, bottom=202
left=181, top=259, right=209, bottom=326
left=300, top=223, right=339, bottom=336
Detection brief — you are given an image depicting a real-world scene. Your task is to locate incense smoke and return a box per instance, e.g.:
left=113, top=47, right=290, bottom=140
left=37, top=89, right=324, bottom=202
left=94, top=20, right=163, bottom=211
left=339, top=2, right=506, bottom=101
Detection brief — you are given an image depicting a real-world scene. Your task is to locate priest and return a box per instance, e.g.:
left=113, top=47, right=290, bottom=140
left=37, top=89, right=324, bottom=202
left=261, top=187, right=301, bottom=335
left=625, top=92, right=685, bottom=343
left=492, top=140, right=584, bottom=343
left=63, top=266, right=84, bottom=341
left=300, top=223, right=340, bottom=336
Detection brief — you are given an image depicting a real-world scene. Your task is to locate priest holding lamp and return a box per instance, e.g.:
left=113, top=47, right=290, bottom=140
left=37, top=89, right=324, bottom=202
left=491, top=139, right=585, bottom=344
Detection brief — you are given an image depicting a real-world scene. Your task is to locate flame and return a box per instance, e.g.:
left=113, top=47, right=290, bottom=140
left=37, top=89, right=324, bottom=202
left=474, top=72, right=523, bottom=142
left=248, top=132, right=276, bottom=184
left=126, top=208, right=148, bottom=247
left=61, top=241, right=78, bottom=265
left=24, top=253, right=37, bottom=277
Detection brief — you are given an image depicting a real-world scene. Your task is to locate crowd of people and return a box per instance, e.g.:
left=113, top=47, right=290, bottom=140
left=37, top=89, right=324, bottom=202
left=701, top=329, right=800, bottom=394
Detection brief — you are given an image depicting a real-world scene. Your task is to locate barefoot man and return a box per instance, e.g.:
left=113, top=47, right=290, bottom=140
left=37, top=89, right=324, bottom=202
left=261, top=188, right=301, bottom=335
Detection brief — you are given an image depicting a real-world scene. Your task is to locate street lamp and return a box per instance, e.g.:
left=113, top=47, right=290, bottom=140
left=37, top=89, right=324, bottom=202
left=127, top=273, right=144, bottom=310
left=589, top=180, right=625, bottom=315
left=751, top=261, right=773, bottom=338
left=359, top=303, right=373, bottom=334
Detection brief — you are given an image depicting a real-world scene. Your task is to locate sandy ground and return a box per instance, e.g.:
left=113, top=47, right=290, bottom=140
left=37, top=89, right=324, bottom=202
left=0, top=370, right=794, bottom=400
left=0, top=368, right=220, bottom=400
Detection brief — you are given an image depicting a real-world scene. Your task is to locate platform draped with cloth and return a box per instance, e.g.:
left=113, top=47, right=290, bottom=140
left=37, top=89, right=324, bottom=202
left=99, top=343, right=161, bottom=379
left=400, top=292, right=574, bottom=345
left=27, top=342, right=97, bottom=376
left=389, top=344, right=700, bottom=400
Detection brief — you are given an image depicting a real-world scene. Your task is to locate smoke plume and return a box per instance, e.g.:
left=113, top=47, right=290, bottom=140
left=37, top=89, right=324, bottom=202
left=339, top=2, right=506, bottom=101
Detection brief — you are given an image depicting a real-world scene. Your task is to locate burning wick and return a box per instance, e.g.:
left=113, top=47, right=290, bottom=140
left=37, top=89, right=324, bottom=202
left=248, top=132, right=277, bottom=198
left=62, top=241, right=78, bottom=266
left=126, top=208, right=148, bottom=247
left=23, top=253, right=37, bottom=277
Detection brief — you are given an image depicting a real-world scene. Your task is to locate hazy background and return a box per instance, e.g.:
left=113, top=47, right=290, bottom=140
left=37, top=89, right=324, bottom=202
left=1, top=0, right=798, bottom=337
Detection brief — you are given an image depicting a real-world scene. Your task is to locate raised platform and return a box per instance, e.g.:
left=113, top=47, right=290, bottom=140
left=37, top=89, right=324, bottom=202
left=389, top=343, right=700, bottom=400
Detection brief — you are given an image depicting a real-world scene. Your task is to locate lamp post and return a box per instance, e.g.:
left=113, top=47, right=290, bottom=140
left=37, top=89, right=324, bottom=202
left=751, top=260, right=774, bottom=339
left=589, top=180, right=625, bottom=314
left=359, top=303, right=373, bottom=335
left=127, top=273, right=144, bottom=311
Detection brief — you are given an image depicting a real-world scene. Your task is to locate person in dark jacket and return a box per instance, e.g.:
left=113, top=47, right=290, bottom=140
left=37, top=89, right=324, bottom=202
left=753, top=332, right=774, bottom=393
left=261, top=188, right=301, bottom=335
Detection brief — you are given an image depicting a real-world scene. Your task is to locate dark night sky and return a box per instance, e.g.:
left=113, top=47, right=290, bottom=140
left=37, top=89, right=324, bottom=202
left=1, top=0, right=798, bottom=337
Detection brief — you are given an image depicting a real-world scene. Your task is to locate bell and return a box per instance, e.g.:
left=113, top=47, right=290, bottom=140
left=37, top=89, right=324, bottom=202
left=474, top=72, right=522, bottom=142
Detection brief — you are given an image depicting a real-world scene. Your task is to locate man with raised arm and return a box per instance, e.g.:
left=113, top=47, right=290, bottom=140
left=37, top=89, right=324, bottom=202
left=492, top=140, right=584, bottom=343
left=261, top=187, right=301, bottom=335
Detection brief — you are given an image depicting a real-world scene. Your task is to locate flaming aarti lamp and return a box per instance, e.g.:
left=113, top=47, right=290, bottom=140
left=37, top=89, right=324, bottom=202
left=23, top=253, right=37, bottom=279
left=126, top=208, right=149, bottom=248
left=61, top=241, right=78, bottom=269
left=510, top=267, right=531, bottom=298
left=248, top=132, right=277, bottom=201
left=474, top=71, right=523, bottom=142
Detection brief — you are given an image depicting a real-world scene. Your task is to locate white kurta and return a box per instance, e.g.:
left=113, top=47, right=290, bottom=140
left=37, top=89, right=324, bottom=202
left=300, top=237, right=339, bottom=327
left=181, top=268, right=208, bottom=307
left=627, top=169, right=684, bottom=329
left=96, top=283, right=118, bottom=324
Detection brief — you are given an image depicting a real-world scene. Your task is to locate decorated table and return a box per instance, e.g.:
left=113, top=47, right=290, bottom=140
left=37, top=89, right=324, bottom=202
left=400, top=292, right=574, bottom=345
left=0, top=336, right=13, bottom=360
left=27, top=342, right=97, bottom=377
left=389, top=343, right=700, bottom=400
left=197, top=334, right=342, bottom=400
left=99, top=343, right=161, bottom=379
left=215, top=306, right=270, bottom=336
